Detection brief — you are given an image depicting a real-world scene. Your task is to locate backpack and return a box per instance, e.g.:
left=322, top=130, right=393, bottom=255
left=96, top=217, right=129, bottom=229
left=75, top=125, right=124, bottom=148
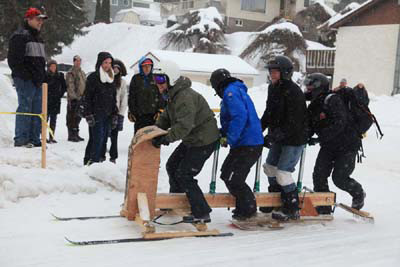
left=324, top=88, right=383, bottom=139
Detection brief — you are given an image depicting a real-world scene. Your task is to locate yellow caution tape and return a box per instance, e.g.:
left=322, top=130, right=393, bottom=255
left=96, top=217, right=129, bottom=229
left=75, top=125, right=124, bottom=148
left=0, top=111, right=54, bottom=138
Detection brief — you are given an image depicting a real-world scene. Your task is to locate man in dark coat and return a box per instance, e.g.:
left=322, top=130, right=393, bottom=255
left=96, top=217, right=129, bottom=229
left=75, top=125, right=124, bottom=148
left=260, top=56, right=309, bottom=221
left=82, top=52, right=118, bottom=165
left=152, top=60, right=220, bottom=224
left=128, top=57, right=165, bottom=133
left=353, top=83, right=369, bottom=106
left=45, top=60, right=66, bottom=143
left=305, top=73, right=366, bottom=212
left=7, top=7, right=48, bottom=148
left=210, top=68, right=264, bottom=220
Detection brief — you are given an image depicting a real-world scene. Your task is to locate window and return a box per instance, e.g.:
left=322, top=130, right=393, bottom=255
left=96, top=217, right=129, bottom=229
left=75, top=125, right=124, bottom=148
left=235, top=19, right=243, bottom=27
left=133, top=2, right=150, bottom=8
left=240, top=0, right=266, bottom=13
left=111, top=0, right=118, bottom=6
left=123, top=0, right=129, bottom=6
left=304, top=0, right=310, bottom=7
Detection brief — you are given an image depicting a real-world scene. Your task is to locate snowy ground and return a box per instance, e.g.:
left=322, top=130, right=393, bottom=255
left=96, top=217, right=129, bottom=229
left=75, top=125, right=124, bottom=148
left=1, top=23, right=399, bottom=267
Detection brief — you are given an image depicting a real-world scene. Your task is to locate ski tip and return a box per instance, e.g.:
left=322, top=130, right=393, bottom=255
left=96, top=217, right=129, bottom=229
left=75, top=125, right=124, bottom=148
left=64, top=237, right=78, bottom=246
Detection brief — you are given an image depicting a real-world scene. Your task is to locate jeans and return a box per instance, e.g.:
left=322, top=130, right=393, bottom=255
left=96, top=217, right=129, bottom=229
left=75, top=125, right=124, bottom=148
left=14, top=77, right=42, bottom=145
left=264, top=143, right=305, bottom=193
left=102, top=128, right=119, bottom=160
left=47, top=114, right=57, bottom=138
left=84, top=114, right=111, bottom=163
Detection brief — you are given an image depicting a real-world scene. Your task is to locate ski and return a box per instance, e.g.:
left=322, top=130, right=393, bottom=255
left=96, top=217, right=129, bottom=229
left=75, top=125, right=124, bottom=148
left=335, top=203, right=374, bottom=222
left=51, top=213, right=122, bottom=221
left=230, top=220, right=283, bottom=231
left=65, top=232, right=234, bottom=246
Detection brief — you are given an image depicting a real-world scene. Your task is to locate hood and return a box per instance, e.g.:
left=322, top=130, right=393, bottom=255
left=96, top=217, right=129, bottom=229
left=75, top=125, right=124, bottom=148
left=169, top=76, right=191, bottom=98
left=47, top=59, right=58, bottom=72
left=230, top=80, right=248, bottom=93
left=113, top=59, right=127, bottom=76
left=217, top=78, right=244, bottom=98
left=95, top=52, right=114, bottom=72
left=138, top=57, right=153, bottom=76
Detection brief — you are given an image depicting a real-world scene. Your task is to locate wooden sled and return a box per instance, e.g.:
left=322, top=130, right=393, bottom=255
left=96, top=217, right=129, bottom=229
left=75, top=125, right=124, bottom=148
left=121, top=126, right=221, bottom=239
left=121, top=126, right=336, bottom=239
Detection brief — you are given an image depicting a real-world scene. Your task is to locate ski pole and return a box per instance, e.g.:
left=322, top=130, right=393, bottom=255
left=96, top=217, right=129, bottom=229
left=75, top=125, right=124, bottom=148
left=209, top=142, right=220, bottom=194
left=297, top=146, right=307, bottom=193
left=253, top=155, right=262, bottom=192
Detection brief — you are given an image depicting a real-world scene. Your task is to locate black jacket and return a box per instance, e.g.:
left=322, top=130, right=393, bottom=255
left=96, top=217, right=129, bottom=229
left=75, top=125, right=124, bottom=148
left=83, top=52, right=117, bottom=117
left=353, top=86, right=369, bottom=106
left=7, top=22, right=46, bottom=85
left=45, top=71, right=66, bottom=114
left=307, top=92, right=361, bottom=152
left=128, top=73, right=165, bottom=118
left=260, top=80, right=308, bottom=146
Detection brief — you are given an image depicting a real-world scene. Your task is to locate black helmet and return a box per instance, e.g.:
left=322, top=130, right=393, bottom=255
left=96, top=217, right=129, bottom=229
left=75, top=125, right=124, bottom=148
left=304, top=73, right=330, bottom=100
left=266, top=55, right=293, bottom=81
left=304, top=73, right=330, bottom=91
left=210, top=68, right=231, bottom=90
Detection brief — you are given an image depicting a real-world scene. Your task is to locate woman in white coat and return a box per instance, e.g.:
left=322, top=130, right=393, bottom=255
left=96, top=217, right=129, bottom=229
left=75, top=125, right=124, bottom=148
left=102, top=59, right=128, bottom=163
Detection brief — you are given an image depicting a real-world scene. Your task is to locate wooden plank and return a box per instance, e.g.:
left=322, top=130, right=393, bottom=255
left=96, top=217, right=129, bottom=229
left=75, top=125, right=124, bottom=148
left=137, top=193, right=151, bottom=221
left=143, top=229, right=220, bottom=240
left=155, top=192, right=336, bottom=209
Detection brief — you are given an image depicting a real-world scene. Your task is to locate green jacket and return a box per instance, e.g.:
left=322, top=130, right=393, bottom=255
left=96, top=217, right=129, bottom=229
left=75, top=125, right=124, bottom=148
left=128, top=73, right=164, bottom=117
left=156, top=77, right=219, bottom=147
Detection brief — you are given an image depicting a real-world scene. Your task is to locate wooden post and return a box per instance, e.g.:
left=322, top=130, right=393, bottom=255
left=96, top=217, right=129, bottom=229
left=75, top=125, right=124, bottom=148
left=41, top=83, right=48, bottom=169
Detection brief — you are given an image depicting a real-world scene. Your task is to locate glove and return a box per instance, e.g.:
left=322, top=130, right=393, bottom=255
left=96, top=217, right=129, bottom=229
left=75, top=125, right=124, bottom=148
left=111, top=115, right=118, bottom=130
left=263, top=135, right=274, bottom=149
left=117, top=115, right=124, bottom=131
left=128, top=111, right=136, bottom=122
left=86, top=114, right=95, bottom=127
left=308, top=137, right=319, bottom=146
left=152, top=135, right=169, bottom=148
left=220, top=137, right=228, bottom=147
left=153, top=109, right=163, bottom=121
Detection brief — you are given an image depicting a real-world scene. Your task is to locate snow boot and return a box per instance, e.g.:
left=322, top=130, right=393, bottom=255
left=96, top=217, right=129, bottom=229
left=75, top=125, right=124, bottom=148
left=352, top=191, right=366, bottom=210
left=316, top=206, right=332, bottom=215
left=76, top=130, right=84, bottom=141
left=68, top=129, right=79, bottom=142
left=272, top=189, right=300, bottom=221
left=182, top=214, right=211, bottom=224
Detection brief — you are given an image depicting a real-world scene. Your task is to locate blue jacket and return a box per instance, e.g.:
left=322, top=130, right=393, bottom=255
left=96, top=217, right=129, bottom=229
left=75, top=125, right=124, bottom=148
left=220, top=80, right=264, bottom=148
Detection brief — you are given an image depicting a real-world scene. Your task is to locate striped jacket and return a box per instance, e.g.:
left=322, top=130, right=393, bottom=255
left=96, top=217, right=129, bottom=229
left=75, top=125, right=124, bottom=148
left=7, top=22, right=46, bottom=86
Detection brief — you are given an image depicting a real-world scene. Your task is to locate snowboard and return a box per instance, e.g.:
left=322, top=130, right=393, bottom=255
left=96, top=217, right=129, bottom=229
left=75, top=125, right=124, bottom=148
left=121, top=125, right=168, bottom=221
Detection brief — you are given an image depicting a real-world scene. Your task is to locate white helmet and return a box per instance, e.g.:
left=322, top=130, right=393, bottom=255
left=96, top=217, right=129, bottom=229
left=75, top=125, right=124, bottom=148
left=153, top=60, right=181, bottom=86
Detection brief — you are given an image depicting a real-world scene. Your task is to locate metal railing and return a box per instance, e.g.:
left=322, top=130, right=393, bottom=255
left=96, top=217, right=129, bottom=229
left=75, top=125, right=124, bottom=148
left=306, top=49, right=336, bottom=69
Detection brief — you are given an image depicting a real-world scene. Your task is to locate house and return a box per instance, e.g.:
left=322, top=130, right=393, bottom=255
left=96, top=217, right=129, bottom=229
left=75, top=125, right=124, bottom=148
left=84, top=0, right=160, bottom=23
left=327, top=0, right=400, bottom=95
left=159, top=0, right=306, bottom=33
left=130, top=50, right=259, bottom=87
left=114, top=7, right=162, bottom=25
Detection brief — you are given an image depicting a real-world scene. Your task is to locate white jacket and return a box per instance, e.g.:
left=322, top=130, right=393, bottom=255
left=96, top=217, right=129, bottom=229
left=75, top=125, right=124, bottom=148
left=116, top=79, right=128, bottom=116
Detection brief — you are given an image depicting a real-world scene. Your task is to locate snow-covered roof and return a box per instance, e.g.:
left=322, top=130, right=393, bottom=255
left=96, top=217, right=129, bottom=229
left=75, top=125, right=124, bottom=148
left=318, top=0, right=373, bottom=29
left=306, top=40, right=335, bottom=50
left=131, top=50, right=259, bottom=76
left=116, top=7, right=161, bottom=23
left=261, top=22, right=303, bottom=37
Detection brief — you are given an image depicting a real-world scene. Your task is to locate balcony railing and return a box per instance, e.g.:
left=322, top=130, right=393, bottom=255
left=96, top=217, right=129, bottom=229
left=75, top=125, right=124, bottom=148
left=306, top=49, right=335, bottom=75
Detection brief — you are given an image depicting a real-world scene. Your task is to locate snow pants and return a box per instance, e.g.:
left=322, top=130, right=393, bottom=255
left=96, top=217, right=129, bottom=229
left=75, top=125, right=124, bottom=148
left=220, top=145, right=263, bottom=217
left=313, top=147, right=364, bottom=198
left=166, top=141, right=218, bottom=218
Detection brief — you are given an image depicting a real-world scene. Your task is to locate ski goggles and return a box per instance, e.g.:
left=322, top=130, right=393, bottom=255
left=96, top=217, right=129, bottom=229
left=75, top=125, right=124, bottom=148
left=154, top=74, right=167, bottom=85
left=304, top=78, right=321, bottom=88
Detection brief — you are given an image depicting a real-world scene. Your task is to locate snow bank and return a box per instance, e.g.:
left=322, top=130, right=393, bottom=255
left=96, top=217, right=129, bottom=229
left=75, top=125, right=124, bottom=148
left=189, top=6, right=223, bottom=33
left=261, top=21, right=303, bottom=37
left=0, top=74, right=17, bottom=147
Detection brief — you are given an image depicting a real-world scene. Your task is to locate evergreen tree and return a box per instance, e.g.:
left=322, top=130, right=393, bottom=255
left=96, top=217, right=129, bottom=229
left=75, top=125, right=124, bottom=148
left=94, top=0, right=102, bottom=24
left=0, top=0, right=87, bottom=60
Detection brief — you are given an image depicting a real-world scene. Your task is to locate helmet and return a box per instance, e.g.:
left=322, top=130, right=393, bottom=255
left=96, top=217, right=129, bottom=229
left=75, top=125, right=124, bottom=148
left=210, top=68, right=231, bottom=90
left=266, top=55, right=293, bottom=81
left=304, top=73, right=330, bottom=92
left=304, top=73, right=330, bottom=100
left=153, top=60, right=181, bottom=86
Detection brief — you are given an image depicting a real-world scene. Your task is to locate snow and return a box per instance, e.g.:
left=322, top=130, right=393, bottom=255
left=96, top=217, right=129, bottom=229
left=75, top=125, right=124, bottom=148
left=136, top=50, right=259, bottom=75
left=188, top=6, right=223, bottom=33
left=261, top=21, right=303, bottom=37
left=2, top=22, right=400, bottom=267
left=318, top=1, right=368, bottom=29
left=306, top=40, right=335, bottom=50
